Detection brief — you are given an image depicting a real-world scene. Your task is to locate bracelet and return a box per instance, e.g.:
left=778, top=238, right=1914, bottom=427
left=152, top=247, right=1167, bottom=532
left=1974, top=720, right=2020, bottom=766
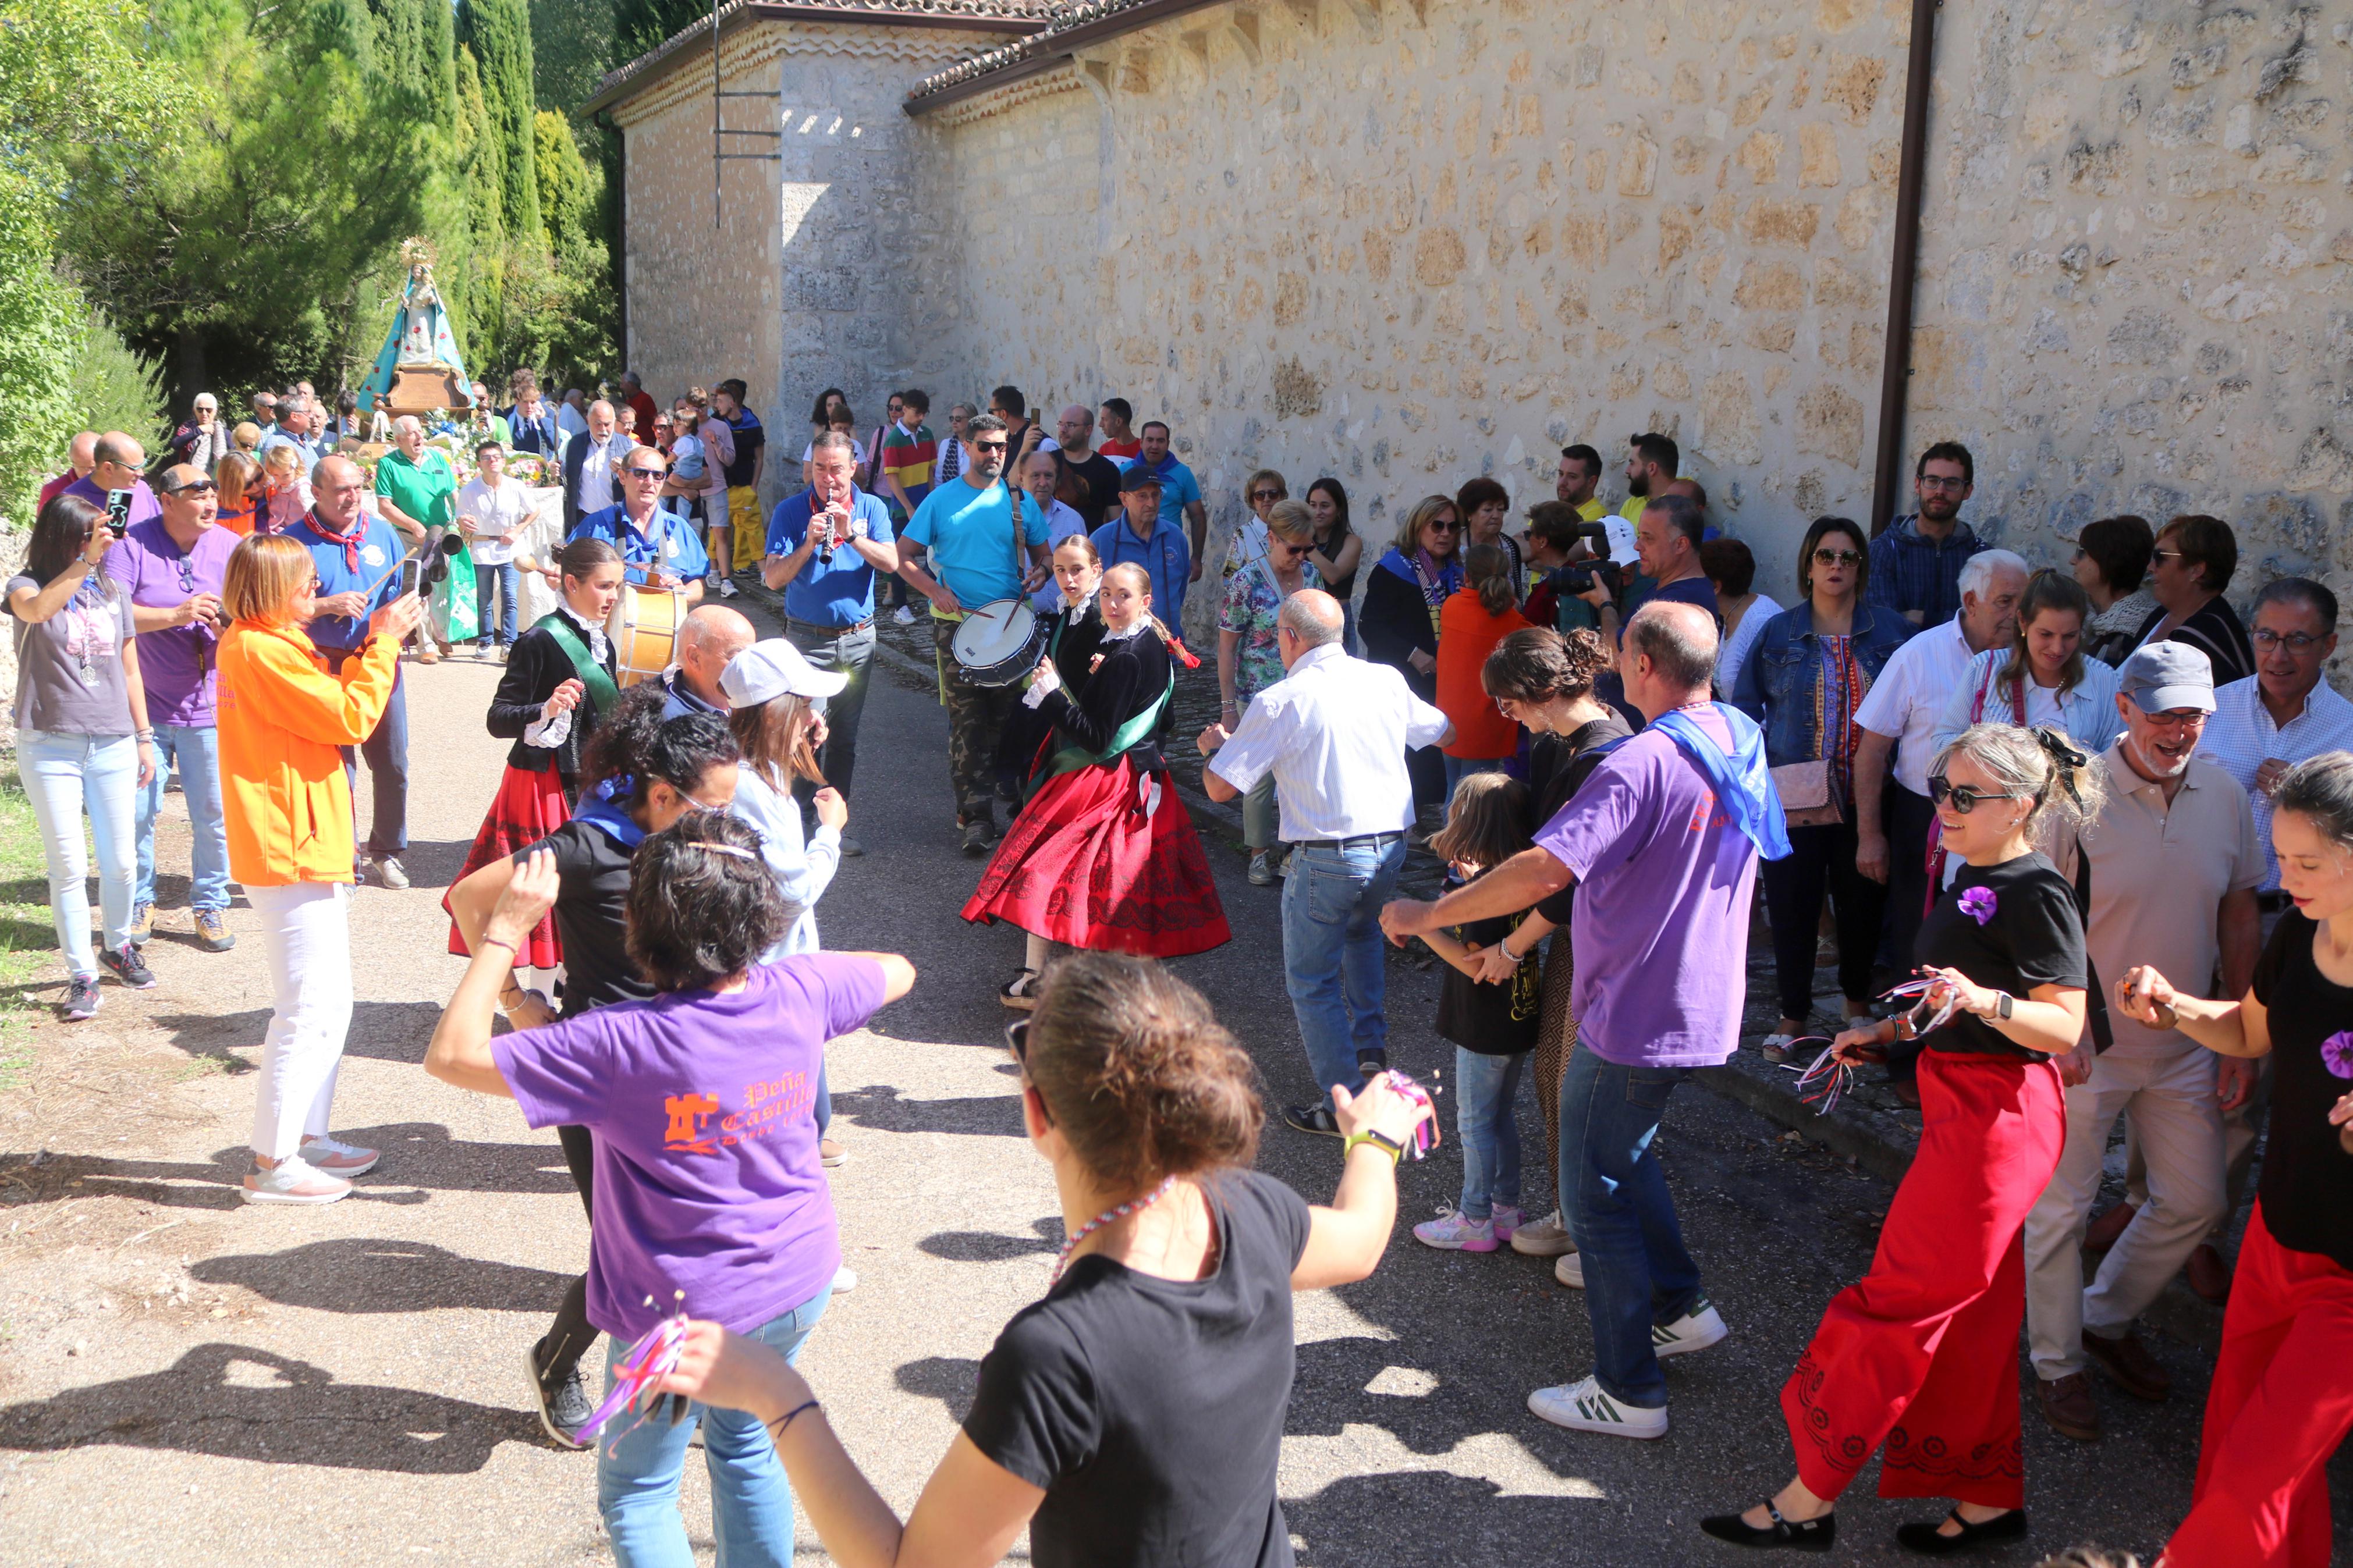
left=1343, top=1130, right=1405, bottom=1165
left=1497, top=938, right=1524, bottom=966
left=478, top=937, right=517, bottom=960
left=764, top=1398, right=821, bottom=1441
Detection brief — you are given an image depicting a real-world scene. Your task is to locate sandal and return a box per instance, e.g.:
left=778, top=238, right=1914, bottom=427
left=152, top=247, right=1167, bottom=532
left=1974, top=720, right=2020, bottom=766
left=999, top=967, right=1044, bottom=1011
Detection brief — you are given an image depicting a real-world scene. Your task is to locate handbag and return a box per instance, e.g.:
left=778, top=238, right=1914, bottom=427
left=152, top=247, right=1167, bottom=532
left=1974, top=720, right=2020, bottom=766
left=1771, top=759, right=1842, bottom=827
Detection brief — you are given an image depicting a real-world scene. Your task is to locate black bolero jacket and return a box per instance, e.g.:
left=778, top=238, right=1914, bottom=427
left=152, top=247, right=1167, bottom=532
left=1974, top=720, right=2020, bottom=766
left=488, top=617, right=616, bottom=784
left=1035, top=625, right=1174, bottom=775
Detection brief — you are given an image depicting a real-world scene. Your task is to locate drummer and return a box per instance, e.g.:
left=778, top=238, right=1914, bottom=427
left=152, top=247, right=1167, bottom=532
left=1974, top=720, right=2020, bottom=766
left=567, top=445, right=707, bottom=607
left=897, top=413, right=1052, bottom=856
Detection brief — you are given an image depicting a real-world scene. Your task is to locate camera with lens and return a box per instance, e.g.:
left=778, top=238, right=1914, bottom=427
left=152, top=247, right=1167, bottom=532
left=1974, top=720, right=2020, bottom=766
left=1557, top=522, right=1621, bottom=596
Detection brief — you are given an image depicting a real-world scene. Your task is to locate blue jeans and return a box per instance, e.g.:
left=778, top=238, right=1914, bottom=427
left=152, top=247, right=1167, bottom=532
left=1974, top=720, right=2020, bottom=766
left=474, top=561, right=521, bottom=646
left=597, top=1283, right=832, bottom=1567
left=134, top=723, right=230, bottom=913
left=18, top=730, right=139, bottom=979
left=324, top=652, right=407, bottom=859
left=1280, top=835, right=1406, bottom=1104
left=784, top=620, right=874, bottom=800
left=1559, top=1045, right=1703, bottom=1409
left=1456, top=1046, right=1527, bottom=1220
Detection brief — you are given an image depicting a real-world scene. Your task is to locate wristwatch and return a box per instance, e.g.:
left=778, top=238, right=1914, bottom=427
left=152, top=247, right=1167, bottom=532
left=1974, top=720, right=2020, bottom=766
left=1993, top=990, right=2015, bottom=1021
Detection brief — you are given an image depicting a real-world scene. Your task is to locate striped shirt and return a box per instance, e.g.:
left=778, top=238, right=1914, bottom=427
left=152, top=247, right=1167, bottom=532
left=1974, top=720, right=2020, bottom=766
left=879, top=421, right=936, bottom=522
left=2133, top=596, right=2255, bottom=689
left=2198, top=673, right=2353, bottom=890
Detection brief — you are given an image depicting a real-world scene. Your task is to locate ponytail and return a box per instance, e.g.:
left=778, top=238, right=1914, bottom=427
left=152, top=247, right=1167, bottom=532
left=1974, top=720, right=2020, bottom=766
left=1463, top=542, right=1516, bottom=616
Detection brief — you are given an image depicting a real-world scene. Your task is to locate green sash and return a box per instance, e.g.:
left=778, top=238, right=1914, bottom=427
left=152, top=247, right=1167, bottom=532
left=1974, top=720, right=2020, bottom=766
left=533, top=611, right=620, bottom=714
left=1039, top=673, right=1173, bottom=785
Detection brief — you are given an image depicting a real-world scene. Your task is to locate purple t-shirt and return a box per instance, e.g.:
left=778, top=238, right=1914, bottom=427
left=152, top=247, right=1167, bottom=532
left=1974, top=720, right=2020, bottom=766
left=494, top=953, right=887, bottom=1339
left=1535, top=712, right=1756, bottom=1068
left=103, top=517, right=237, bottom=726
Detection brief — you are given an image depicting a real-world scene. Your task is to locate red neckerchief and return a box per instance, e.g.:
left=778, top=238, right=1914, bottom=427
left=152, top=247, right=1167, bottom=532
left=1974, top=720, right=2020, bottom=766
left=306, top=506, right=365, bottom=571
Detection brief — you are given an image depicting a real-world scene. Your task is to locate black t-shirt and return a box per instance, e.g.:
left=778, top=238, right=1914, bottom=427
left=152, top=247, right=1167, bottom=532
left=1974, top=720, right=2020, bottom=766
left=1914, top=852, right=2087, bottom=1060
left=2249, top=913, right=2353, bottom=1270
left=1438, top=902, right=1541, bottom=1053
left=721, top=415, right=765, bottom=488
left=1063, top=451, right=1123, bottom=527
left=963, top=1169, right=1312, bottom=1568
left=516, top=820, right=652, bottom=1018
left=1527, top=716, right=1634, bottom=924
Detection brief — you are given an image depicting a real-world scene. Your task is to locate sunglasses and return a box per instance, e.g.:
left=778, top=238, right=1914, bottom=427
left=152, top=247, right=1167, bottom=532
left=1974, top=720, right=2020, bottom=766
left=974, top=440, right=1009, bottom=453
left=1812, top=548, right=1863, bottom=567
left=1927, top=775, right=2024, bottom=814
left=165, top=480, right=219, bottom=497
left=1250, top=489, right=1282, bottom=502
left=1426, top=519, right=1460, bottom=532
left=1005, top=1020, right=1052, bottom=1123
left=627, top=467, right=667, bottom=479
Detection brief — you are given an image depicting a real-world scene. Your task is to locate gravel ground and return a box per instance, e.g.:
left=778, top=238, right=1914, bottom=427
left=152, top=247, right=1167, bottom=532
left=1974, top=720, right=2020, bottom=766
left=0, top=599, right=2329, bottom=1566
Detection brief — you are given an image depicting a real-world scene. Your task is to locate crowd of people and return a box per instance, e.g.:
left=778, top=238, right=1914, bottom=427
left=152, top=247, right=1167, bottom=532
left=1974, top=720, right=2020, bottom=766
left=9, top=366, right=2353, bottom=1568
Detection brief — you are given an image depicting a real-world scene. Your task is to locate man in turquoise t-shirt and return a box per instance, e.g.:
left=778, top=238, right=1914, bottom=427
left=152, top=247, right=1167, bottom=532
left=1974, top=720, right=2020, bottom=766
left=897, top=414, right=1050, bottom=854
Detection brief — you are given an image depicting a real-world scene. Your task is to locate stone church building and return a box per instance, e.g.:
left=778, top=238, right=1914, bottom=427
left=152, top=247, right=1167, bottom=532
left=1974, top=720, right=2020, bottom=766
left=587, top=0, right=2351, bottom=639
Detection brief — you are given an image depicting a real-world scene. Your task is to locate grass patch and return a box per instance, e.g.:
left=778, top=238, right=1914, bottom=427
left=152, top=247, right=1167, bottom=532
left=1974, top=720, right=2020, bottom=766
left=0, top=770, right=52, bottom=1089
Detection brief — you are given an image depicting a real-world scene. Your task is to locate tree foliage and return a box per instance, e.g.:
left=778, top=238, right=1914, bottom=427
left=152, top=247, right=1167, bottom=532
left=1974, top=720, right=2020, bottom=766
left=460, top=0, right=541, bottom=244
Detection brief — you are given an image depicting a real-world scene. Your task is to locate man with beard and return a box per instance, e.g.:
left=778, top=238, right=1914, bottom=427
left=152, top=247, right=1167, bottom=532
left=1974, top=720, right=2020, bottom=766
left=1868, top=440, right=1988, bottom=629
left=1048, top=403, right=1123, bottom=527
left=2021, top=641, right=2261, bottom=1441
left=1600, top=432, right=1677, bottom=574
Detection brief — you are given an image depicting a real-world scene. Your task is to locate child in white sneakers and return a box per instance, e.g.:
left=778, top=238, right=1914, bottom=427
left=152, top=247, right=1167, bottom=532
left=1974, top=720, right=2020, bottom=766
left=1411, top=773, right=1542, bottom=1253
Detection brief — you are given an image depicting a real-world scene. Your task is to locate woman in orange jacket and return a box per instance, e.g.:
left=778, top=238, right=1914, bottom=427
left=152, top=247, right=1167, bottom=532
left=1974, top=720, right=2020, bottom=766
left=1435, top=542, right=1533, bottom=801
left=215, top=533, right=421, bottom=1205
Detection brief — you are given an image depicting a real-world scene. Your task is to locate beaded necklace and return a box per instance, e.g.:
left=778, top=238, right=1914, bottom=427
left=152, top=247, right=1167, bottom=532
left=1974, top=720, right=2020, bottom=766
left=1050, top=1172, right=1180, bottom=1286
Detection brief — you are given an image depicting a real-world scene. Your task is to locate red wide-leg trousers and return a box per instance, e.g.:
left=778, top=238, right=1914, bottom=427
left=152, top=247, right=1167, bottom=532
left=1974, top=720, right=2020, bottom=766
left=2163, top=1202, right=2353, bottom=1567
left=1782, top=1050, right=2065, bottom=1509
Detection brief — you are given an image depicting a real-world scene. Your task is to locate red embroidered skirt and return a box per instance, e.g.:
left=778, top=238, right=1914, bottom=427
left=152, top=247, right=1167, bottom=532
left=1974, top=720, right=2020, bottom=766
left=443, top=763, right=569, bottom=969
left=961, top=756, right=1231, bottom=958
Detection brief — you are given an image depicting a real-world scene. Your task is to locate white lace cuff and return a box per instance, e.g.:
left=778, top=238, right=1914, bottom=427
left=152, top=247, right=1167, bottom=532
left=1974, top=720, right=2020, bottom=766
left=525, top=706, right=573, bottom=748
left=1022, top=660, right=1061, bottom=709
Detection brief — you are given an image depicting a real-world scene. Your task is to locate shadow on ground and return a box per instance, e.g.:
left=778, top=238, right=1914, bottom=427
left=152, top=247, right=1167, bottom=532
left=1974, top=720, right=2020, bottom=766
left=191, top=1239, right=573, bottom=1314
left=0, top=1123, right=574, bottom=1210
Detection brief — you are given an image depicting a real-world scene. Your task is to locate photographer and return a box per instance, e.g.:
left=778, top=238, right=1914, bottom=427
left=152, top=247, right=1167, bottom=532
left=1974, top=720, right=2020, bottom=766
left=1521, top=500, right=1613, bottom=635
left=764, top=431, right=896, bottom=831
left=110, top=464, right=240, bottom=954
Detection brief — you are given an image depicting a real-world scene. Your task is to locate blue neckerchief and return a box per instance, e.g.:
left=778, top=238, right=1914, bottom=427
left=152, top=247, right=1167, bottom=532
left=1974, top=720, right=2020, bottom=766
left=574, top=778, right=646, bottom=849
left=1648, top=703, right=1791, bottom=861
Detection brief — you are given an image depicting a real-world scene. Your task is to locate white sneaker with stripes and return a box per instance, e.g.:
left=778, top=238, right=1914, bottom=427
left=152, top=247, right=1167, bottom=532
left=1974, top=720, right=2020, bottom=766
left=1652, top=1297, right=1730, bottom=1359
left=1527, top=1375, right=1669, bottom=1439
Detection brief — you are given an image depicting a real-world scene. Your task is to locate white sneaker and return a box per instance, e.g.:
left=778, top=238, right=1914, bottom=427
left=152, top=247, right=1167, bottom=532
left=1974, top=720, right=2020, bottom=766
left=1652, top=1297, right=1729, bottom=1360
left=892, top=605, right=916, bottom=625
left=1554, top=1251, right=1584, bottom=1289
left=299, top=1135, right=380, bottom=1176
left=1527, top=1375, right=1668, bottom=1439
left=718, top=577, right=739, bottom=599
left=1512, top=1209, right=1575, bottom=1257
left=242, top=1155, right=353, bottom=1206
left=1413, top=1206, right=1499, bottom=1253
left=832, top=1266, right=858, bottom=1294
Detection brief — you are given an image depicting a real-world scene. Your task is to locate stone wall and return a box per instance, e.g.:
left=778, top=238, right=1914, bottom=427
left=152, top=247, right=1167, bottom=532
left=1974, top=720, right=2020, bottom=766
left=905, top=0, right=2351, bottom=639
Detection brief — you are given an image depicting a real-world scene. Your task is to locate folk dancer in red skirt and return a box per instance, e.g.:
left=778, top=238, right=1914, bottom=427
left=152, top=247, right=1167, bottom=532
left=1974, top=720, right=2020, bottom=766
left=442, top=537, right=625, bottom=981
left=1704, top=723, right=2102, bottom=1556
left=2116, top=752, right=2353, bottom=1568
left=965, top=561, right=1230, bottom=1002
left=991, top=533, right=1108, bottom=811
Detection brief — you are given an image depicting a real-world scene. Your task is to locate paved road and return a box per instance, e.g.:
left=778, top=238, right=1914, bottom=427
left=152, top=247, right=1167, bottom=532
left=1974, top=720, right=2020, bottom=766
left=0, top=605, right=2312, bottom=1566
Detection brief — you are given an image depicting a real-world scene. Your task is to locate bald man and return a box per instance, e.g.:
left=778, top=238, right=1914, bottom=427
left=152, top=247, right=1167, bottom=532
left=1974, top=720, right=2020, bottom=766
left=63, top=432, right=161, bottom=533
left=1050, top=403, right=1122, bottom=525
left=662, top=605, right=757, bottom=719
left=40, top=432, right=102, bottom=514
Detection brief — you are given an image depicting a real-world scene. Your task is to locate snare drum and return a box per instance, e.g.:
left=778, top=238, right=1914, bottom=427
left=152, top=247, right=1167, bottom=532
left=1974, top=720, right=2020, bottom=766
left=607, top=584, right=686, bottom=687
left=950, top=599, right=1044, bottom=687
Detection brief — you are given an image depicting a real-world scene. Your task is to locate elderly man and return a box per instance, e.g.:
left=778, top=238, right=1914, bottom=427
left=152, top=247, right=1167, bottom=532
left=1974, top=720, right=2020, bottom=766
left=1200, top=591, right=1451, bottom=1134
left=108, top=464, right=239, bottom=951
left=257, top=396, right=322, bottom=478
left=171, top=396, right=230, bottom=469
left=555, top=388, right=589, bottom=442
left=899, top=414, right=1050, bottom=853
left=38, top=432, right=101, bottom=513
left=1868, top=442, right=1988, bottom=629
left=65, top=432, right=162, bottom=533
left=659, top=605, right=756, bottom=720
left=571, top=445, right=707, bottom=605
left=561, top=399, right=630, bottom=535
left=1089, top=464, right=1191, bottom=627
left=1381, top=600, right=1756, bottom=1438
left=765, top=432, right=895, bottom=844
left=2024, top=643, right=2262, bottom=1441
left=250, top=390, right=278, bottom=434
left=1119, top=419, right=1208, bottom=582
left=291, top=455, right=414, bottom=887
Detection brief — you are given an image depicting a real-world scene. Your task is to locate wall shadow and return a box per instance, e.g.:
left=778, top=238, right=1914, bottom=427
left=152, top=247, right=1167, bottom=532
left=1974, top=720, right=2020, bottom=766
left=190, top=1238, right=573, bottom=1315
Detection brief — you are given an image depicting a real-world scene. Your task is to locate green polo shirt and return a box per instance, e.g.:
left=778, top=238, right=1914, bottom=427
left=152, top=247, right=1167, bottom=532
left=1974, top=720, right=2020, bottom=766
left=375, top=447, right=457, bottom=531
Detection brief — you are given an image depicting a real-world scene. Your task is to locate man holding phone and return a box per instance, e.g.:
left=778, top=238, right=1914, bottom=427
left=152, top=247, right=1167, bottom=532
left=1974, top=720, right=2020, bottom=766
left=291, top=455, right=416, bottom=888
left=63, top=432, right=161, bottom=536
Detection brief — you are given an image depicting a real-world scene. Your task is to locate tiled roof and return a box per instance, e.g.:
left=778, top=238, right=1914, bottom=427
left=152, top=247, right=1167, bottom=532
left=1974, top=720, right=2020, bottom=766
left=586, top=0, right=1050, bottom=113
left=905, top=0, right=1156, bottom=102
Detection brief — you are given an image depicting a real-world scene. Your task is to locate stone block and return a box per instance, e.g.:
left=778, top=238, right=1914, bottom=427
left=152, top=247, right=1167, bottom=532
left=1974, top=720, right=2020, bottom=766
left=1797, top=383, right=1865, bottom=465
left=1798, top=123, right=1842, bottom=186
left=1742, top=198, right=1821, bottom=248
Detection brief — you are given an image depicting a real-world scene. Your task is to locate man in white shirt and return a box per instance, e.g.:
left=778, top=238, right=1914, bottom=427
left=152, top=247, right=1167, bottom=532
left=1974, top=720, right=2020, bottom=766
left=455, top=439, right=534, bottom=658
left=562, top=400, right=629, bottom=534
left=1850, top=547, right=2029, bottom=1095
left=1199, top=591, right=1452, bottom=1137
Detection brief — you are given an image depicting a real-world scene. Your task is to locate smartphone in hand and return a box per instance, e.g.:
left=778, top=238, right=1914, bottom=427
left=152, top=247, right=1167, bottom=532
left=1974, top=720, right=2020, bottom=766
left=399, top=557, right=423, bottom=597
left=104, top=489, right=133, bottom=537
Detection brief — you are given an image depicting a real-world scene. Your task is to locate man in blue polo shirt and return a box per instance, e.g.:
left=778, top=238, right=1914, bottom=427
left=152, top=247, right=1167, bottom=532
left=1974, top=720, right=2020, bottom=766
left=1090, top=464, right=1192, bottom=628
left=290, top=455, right=414, bottom=887
left=1116, top=419, right=1208, bottom=584
left=568, top=444, right=708, bottom=604
left=900, top=414, right=1050, bottom=853
left=765, top=432, right=896, bottom=846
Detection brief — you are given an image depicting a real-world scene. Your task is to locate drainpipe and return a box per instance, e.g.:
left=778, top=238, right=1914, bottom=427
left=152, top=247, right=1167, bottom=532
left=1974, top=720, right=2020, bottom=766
left=1870, top=0, right=1940, bottom=536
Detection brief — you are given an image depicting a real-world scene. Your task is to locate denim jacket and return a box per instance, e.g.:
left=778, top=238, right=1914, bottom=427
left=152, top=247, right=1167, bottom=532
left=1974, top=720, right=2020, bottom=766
left=1730, top=600, right=1913, bottom=768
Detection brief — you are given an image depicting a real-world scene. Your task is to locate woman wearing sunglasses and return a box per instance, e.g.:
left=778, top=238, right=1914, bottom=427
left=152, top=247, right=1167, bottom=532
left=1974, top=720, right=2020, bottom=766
left=1218, top=500, right=1322, bottom=886
left=638, top=953, right=1432, bottom=1568
left=1705, top=722, right=2100, bottom=1556
left=1731, top=517, right=1911, bottom=1060
left=1361, top=495, right=1465, bottom=819
left=1221, top=468, right=1287, bottom=584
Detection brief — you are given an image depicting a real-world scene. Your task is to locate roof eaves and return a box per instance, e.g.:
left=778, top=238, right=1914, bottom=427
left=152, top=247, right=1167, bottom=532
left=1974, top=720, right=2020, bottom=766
left=902, top=0, right=1223, bottom=115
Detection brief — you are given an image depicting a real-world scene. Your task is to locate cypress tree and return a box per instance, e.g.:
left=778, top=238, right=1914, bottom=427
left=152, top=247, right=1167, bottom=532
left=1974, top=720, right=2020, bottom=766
left=461, top=0, right=542, bottom=244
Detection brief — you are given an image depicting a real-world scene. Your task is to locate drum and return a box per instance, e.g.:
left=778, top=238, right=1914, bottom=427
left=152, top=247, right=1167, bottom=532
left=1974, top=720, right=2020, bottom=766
left=950, top=598, right=1044, bottom=687
left=607, top=584, right=686, bottom=688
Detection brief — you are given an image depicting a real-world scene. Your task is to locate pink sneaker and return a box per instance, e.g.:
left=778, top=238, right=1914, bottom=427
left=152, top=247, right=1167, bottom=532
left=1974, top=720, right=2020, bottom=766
left=1490, top=1205, right=1524, bottom=1242
left=1413, top=1207, right=1499, bottom=1253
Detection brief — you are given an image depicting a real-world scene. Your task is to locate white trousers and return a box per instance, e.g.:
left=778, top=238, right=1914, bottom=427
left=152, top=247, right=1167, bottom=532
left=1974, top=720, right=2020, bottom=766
left=246, top=882, right=355, bottom=1161
left=2024, top=1046, right=2227, bottom=1379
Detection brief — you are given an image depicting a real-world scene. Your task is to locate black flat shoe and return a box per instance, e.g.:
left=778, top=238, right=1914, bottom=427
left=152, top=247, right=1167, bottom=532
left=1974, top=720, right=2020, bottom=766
left=1699, top=1505, right=1836, bottom=1551
left=1894, top=1509, right=2027, bottom=1555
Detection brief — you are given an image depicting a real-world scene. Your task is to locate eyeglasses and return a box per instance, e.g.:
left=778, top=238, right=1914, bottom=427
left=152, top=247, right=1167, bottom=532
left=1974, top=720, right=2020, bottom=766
left=1426, top=519, right=1460, bottom=532
left=1812, top=548, right=1864, bottom=567
left=627, top=467, right=666, bottom=479
left=1250, top=489, right=1282, bottom=502
left=2150, top=549, right=2187, bottom=564
left=2137, top=708, right=2209, bottom=730
left=1927, top=775, right=2024, bottom=813
left=1917, top=475, right=1969, bottom=492
left=2252, top=630, right=2327, bottom=652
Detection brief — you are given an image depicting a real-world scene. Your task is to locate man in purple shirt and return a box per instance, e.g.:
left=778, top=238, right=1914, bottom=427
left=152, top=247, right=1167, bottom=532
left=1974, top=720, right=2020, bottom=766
left=1383, top=600, right=1762, bottom=1439
left=107, top=464, right=239, bottom=951
left=64, top=432, right=161, bottom=535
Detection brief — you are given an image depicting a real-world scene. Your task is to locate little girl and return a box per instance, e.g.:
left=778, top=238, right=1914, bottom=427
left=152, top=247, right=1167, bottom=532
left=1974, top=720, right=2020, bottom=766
left=258, top=443, right=313, bottom=534
left=1412, top=771, right=1543, bottom=1252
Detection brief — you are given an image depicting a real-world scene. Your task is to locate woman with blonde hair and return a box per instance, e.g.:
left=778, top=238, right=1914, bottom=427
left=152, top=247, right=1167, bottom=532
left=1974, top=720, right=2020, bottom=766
left=215, top=531, right=421, bottom=1203
left=213, top=450, right=260, bottom=536
left=1224, top=467, right=1289, bottom=582
left=1361, top=495, right=1464, bottom=816
left=1218, top=499, right=1321, bottom=884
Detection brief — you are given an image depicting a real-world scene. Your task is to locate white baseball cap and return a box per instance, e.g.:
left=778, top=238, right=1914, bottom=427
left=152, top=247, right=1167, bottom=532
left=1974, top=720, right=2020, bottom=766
left=721, top=638, right=847, bottom=706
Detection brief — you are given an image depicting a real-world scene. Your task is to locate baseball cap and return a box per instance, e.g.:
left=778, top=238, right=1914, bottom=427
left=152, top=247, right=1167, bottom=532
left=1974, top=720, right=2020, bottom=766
left=721, top=639, right=848, bottom=707
left=1117, top=465, right=1163, bottom=493
left=2117, top=641, right=2216, bottom=713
